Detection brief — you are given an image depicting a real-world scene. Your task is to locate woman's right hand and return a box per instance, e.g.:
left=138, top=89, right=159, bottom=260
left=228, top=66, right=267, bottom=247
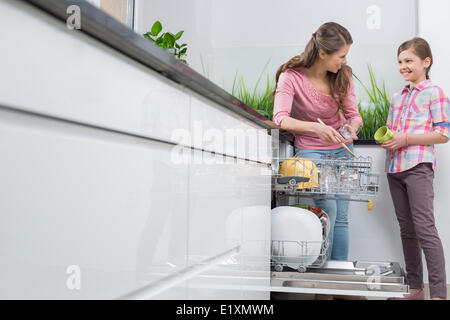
left=314, top=122, right=344, bottom=144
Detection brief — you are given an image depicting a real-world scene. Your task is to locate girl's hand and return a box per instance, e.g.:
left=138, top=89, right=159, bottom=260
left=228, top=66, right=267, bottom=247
left=380, top=132, right=407, bottom=150
left=315, top=123, right=344, bottom=145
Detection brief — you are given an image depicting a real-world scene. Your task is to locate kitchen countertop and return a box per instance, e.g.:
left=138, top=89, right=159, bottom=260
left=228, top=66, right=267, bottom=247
left=26, top=0, right=294, bottom=144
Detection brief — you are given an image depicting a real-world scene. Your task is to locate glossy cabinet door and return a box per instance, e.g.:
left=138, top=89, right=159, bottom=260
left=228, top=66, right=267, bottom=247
left=0, top=0, right=191, bottom=147
left=237, top=161, right=271, bottom=299
left=186, top=150, right=243, bottom=299
left=190, top=92, right=271, bottom=164
left=0, top=0, right=272, bottom=299
left=186, top=152, right=271, bottom=299
left=0, top=108, right=189, bottom=299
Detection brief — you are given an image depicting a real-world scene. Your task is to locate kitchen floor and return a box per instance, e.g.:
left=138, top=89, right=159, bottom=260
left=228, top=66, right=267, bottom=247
left=271, top=285, right=450, bottom=300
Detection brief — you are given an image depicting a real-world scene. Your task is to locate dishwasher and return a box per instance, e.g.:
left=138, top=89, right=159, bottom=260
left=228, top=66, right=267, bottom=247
left=269, top=151, right=409, bottom=298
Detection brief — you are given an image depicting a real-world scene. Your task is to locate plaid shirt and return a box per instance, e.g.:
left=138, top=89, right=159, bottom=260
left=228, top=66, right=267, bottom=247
left=385, top=80, right=449, bottom=173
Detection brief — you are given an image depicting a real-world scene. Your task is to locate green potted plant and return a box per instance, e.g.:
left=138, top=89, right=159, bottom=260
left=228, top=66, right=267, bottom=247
left=230, top=60, right=275, bottom=120
left=143, top=21, right=188, bottom=64
left=353, top=65, right=390, bottom=144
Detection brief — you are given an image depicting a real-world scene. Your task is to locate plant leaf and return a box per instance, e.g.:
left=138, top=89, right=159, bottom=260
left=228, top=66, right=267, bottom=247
left=151, top=21, right=163, bottom=36
left=155, top=37, right=164, bottom=46
left=354, top=64, right=390, bottom=140
left=164, top=33, right=175, bottom=48
left=175, top=31, right=184, bottom=40
left=143, top=33, right=154, bottom=41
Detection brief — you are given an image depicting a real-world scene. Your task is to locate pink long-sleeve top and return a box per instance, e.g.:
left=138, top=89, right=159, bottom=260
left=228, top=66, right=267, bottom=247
left=273, top=66, right=363, bottom=150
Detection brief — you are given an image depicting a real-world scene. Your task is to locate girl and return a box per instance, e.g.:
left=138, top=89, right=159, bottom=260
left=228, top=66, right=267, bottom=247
left=273, top=22, right=363, bottom=267
left=382, top=37, right=449, bottom=300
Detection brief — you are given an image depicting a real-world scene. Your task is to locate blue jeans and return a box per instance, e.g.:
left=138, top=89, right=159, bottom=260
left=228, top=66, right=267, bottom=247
left=294, top=145, right=354, bottom=261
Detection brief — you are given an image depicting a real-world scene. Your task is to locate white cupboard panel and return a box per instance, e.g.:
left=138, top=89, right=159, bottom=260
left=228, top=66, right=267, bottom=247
left=190, top=93, right=270, bottom=163
left=186, top=152, right=271, bottom=299
left=0, top=108, right=188, bottom=299
left=237, top=161, right=271, bottom=299
left=187, top=150, right=243, bottom=259
left=187, top=150, right=243, bottom=299
left=0, top=0, right=190, bottom=146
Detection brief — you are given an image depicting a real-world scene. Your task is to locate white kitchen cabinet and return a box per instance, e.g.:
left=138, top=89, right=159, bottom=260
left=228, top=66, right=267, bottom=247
left=186, top=153, right=271, bottom=299
left=0, top=1, right=272, bottom=299
left=0, top=108, right=189, bottom=299
left=190, top=92, right=271, bottom=163
left=0, top=0, right=191, bottom=147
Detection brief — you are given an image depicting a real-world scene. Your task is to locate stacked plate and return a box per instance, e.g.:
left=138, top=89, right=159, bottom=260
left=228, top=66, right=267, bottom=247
left=271, top=206, right=323, bottom=269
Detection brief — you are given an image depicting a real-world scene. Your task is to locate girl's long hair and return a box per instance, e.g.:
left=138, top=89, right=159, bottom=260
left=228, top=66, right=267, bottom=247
left=274, top=22, right=353, bottom=110
left=398, top=37, right=433, bottom=80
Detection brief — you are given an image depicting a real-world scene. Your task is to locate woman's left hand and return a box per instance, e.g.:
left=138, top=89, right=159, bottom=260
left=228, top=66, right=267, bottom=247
left=380, top=132, right=407, bottom=150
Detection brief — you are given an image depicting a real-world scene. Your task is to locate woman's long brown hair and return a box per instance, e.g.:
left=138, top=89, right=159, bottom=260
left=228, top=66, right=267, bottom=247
left=274, top=22, right=353, bottom=111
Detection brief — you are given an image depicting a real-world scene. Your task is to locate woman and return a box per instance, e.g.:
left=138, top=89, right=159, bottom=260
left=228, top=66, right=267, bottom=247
left=273, top=22, right=363, bottom=277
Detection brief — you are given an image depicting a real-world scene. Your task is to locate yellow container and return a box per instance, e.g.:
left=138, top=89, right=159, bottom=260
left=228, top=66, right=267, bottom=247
left=278, top=156, right=319, bottom=189
left=374, top=126, right=395, bottom=143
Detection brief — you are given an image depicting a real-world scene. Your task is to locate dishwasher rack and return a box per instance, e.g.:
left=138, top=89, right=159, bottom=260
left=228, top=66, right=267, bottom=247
left=273, top=155, right=379, bottom=208
left=271, top=239, right=329, bottom=273
left=271, top=204, right=331, bottom=273
left=271, top=155, right=379, bottom=273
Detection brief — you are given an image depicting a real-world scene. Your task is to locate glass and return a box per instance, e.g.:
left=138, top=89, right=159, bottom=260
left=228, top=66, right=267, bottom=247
left=318, top=165, right=338, bottom=193
left=339, top=167, right=360, bottom=191
left=339, top=121, right=362, bottom=140
left=318, top=155, right=338, bottom=193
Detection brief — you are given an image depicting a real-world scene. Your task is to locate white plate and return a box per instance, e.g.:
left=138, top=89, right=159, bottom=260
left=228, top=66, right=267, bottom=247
left=271, top=206, right=323, bottom=269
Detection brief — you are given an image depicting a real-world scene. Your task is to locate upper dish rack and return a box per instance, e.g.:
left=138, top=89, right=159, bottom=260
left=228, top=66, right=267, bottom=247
left=273, top=155, right=379, bottom=208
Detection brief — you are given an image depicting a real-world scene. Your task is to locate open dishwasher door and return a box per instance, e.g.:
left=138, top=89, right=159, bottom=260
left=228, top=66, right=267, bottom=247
left=270, top=260, right=409, bottom=298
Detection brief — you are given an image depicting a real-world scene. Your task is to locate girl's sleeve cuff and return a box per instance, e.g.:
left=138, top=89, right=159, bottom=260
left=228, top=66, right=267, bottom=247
left=433, top=122, right=449, bottom=138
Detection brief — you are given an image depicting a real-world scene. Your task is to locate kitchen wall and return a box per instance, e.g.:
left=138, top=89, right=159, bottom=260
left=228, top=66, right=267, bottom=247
left=0, top=0, right=271, bottom=299
left=134, top=0, right=417, bottom=100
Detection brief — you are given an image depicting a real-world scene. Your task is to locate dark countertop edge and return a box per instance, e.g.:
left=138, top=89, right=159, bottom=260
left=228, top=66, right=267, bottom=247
left=354, top=140, right=377, bottom=145
left=25, top=0, right=294, bottom=144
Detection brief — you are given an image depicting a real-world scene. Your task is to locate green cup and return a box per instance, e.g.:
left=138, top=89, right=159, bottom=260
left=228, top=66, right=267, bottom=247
left=374, top=126, right=395, bottom=143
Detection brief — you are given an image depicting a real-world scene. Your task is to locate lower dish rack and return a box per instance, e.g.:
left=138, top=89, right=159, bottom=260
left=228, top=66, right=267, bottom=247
left=271, top=239, right=329, bottom=273
left=271, top=205, right=331, bottom=273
